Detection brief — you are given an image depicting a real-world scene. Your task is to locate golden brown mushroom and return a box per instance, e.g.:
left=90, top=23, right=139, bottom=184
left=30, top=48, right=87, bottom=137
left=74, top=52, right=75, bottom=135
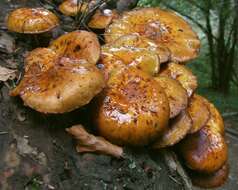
left=10, top=30, right=104, bottom=113
left=190, top=163, right=229, bottom=188
left=100, top=45, right=160, bottom=77
left=200, top=96, right=225, bottom=136
left=49, top=30, right=100, bottom=64
left=188, top=94, right=211, bottom=134
left=159, top=62, right=197, bottom=97
left=153, top=110, right=192, bottom=149
left=155, top=76, right=188, bottom=118
left=88, top=9, right=119, bottom=30
left=178, top=109, right=228, bottom=173
left=59, top=0, right=96, bottom=16
left=7, top=8, right=59, bottom=34
left=10, top=48, right=104, bottom=113
left=105, top=8, right=200, bottom=62
left=95, top=67, right=170, bottom=146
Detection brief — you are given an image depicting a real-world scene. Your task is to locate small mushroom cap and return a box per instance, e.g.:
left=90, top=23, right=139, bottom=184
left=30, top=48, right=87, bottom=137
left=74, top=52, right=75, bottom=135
left=188, top=94, right=211, bottom=134
left=107, top=34, right=171, bottom=63
left=105, top=8, right=200, bottom=62
left=200, top=96, right=225, bottom=136
left=178, top=124, right=228, bottom=173
left=155, top=76, right=188, bottom=118
left=190, top=163, right=229, bottom=188
left=153, top=110, right=192, bottom=149
left=49, top=31, right=100, bottom=64
left=159, top=62, right=197, bottom=97
left=59, top=0, right=96, bottom=16
left=100, top=45, right=160, bottom=77
left=88, top=9, right=119, bottom=29
left=95, top=67, right=170, bottom=146
left=7, top=8, right=59, bottom=34
left=10, top=48, right=105, bottom=113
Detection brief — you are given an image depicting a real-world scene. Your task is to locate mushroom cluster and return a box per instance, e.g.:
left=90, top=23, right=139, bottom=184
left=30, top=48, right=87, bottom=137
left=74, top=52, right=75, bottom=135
left=96, top=7, right=228, bottom=188
left=7, top=4, right=228, bottom=189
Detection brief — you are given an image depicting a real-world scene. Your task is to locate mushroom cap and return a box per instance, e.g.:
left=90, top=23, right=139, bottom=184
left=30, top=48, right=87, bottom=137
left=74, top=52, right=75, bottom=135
left=7, top=8, right=59, bottom=34
left=59, top=0, right=96, bottom=16
left=190, top=163, right=229, bottom=188
left=49, top=31, right=100, bottom=64
left=188, top=94, right=211, bottom=134
left=105, top=8, right=200, bottom=62
left=88, top=9, right=119, bottom=29
left=159, top=62, right=197, bottom=97
left=178, top=124, right=228, bottom=173
left=155, top=76, right=188, bottom=118
left=153, top=110, right=192, bottom=149
left=10, top=48, right=105, bottom=113
left=100, top=45, right=160, bottom=77
left=107, top=34, right=171, bottom=64
left=95, top=67, right=170, bottom=146
left=200, top=96, right=225, bottom=136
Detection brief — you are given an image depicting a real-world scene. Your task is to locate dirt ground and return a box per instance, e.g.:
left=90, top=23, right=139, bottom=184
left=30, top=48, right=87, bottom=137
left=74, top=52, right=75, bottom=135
left=0, top=0, right=238, bottom=190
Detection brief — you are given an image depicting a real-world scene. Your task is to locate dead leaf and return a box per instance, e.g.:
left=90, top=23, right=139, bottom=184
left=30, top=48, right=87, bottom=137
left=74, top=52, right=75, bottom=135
left=0, top=66, right=17, bottom=82
left=0, top=32, right=15, bottom=54
left=66, top=125, right=123, bottom=158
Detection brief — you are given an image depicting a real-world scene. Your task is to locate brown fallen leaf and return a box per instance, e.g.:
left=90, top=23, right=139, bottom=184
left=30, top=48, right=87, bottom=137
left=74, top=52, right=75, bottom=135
left=0, top=66, right=17, bottom=82
left=66, top=125, right=123, bottom=158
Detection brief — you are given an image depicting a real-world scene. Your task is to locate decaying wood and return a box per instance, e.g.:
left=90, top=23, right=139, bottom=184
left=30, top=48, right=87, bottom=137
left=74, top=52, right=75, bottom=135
left=66, top=125, right=194, bottom=189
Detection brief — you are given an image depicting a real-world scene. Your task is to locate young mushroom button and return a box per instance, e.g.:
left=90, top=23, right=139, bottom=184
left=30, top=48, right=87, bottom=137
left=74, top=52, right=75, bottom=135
left=59, top=0, right=97, bottom=16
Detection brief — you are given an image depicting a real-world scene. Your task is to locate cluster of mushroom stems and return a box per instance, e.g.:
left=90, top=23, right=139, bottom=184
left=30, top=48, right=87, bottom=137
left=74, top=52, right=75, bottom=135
left=7, top=0, right=228, bottom=188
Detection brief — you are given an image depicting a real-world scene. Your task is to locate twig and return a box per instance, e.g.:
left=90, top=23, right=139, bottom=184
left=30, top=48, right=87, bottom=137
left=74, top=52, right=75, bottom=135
left=162, top=149, right=193, bottom=190
left=222, top=112, right=238, bottom=117
left=225, top=127, right=238, bottom=137
left=169, top=175, right=182, bottom=185
left=0, top=131, right=8, bottom=135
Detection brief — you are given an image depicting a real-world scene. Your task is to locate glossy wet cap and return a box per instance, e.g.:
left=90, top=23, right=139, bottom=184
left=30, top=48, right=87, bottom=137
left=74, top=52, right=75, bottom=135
left=10, top=30, right=104, bottom=113
left=178, top=95, right=227, bottom=173
left=95, top=67, right=170, bottom=146
left=100, top=45, right=160, bottom=77
left=178, top=124, right=228, bottom=173
left=199, top=95, right=225, bottom=136
left=88, top=9, right=119, bottom=29
left=188, top=94, right=211, bottom=134
left=153, top=110, right=192, bottom=149
left=105, top=8, right=200, bottom=62
left=49, top=30, right=100, bottom=64
left=7, top=8, right=59, bottom=34
left=10, top=48, right=105, bottom=114
left=155, top=76, right=188, bottom=118
left=59, top=0, right=96, bottom=16
left=190, top=163, right=229, bottom=188
left=159, top=62, right=197, bottom=97
left=106, top=34, right=171, bottom=64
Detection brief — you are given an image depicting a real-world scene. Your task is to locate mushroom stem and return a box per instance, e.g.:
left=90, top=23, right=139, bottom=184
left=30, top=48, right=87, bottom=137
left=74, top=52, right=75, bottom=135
left=66, top=125, right=124, bottom=158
